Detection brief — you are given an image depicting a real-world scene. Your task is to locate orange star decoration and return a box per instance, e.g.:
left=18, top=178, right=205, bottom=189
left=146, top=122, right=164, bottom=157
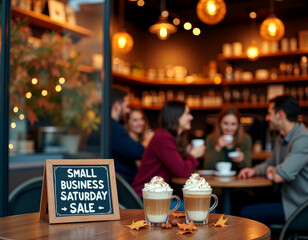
left=128, top=220, right=150, bottom=231
left=177, top=221, right=198, bottom=235
left=213, top=214, right=228, bottom=227
left=171, top=212, right=186, bottom=218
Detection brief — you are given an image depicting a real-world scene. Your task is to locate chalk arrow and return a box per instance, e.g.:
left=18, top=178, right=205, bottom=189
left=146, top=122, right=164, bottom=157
left=61, top=207, right=67, bottom=211
left=98, top=206, right=104, bottom=210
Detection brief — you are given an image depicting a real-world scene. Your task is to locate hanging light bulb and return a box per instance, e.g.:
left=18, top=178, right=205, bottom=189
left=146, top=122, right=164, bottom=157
left=149, top=0, right=177, bottom=40
left=196, top=0, right=226, bottom=25
left=149, top=15, right=177, bottom=40
left=112, top=0, right=134, bottom=54
left=112, top=31, right=134, bottom=53
left=247, top=12, right=259, bottom=61
left=247, top=45, right=259, bottom=61
left=260, top=16, right=285, bottom=41
left=259, top=0, right=285, bottom=41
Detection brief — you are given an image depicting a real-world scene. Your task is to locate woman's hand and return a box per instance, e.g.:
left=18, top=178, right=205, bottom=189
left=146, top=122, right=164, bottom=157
left=190, top=145, right=206, bottom=159
left=215, top=135, right=233, bottom=151
left=230, top=148, right=244, bottom=163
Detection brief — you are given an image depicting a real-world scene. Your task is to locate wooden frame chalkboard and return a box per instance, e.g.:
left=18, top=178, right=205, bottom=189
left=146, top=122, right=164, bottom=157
left=39, top=159, right=120, bottom=224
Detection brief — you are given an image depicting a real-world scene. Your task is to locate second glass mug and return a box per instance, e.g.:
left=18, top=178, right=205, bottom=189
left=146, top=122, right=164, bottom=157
left=142, top=189, right=180, bottom=226
left=183, top=188, right=218, bottom=224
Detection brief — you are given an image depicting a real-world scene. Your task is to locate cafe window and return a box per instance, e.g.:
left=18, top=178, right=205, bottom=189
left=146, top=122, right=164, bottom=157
left=8, top=0, right=108, bottom=194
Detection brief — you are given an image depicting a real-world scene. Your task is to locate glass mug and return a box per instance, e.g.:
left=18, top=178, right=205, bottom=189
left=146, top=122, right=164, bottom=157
left=183, top=188, right=218, bottom=224
left=142, top=189, right=180, bottom=226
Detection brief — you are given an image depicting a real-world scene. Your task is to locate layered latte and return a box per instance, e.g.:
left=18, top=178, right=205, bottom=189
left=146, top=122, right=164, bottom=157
left=183, top=173, right=218, bottom=224
left=142, top=176, right=174, bottom=224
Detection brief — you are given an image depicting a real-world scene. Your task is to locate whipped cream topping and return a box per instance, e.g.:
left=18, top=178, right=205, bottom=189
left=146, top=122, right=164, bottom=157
left=143, top=176, right=172, bottom=192
left=183, top=173, right=211, bottom=191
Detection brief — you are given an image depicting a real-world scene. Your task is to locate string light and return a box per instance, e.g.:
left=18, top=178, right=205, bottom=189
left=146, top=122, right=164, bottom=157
left=19, top=114, right=25, bottom=120
left=184, top=22, right=192, bottom=30
left=59, top=77, right=65, bottom=84
left=193, top=28, right=201, bottom=36
left=41, top=90, right=48, bottom=96
left=8, top=144, right=13, bottom=150
left=31, top=78, right=38, bottom=85
left=11, top=122, right=16, bottom=128
left=55, top=85, right=62, bottom=92
left=13, top=107, right=19, bottom=113
left=173, top=18, right=180, bottom=25
left=25, top=92, right=32, bottom=99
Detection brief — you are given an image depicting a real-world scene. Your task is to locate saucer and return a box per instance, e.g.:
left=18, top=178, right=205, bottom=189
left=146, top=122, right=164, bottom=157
left=214, top=170, right=236, bottom=177
left=197, top=170, right=214, bottom=176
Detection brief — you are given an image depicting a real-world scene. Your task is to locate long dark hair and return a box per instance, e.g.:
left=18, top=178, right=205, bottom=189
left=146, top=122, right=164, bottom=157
left=158, top=101, right=188, bottom=157
left=213, top=107, right=244, bottom=146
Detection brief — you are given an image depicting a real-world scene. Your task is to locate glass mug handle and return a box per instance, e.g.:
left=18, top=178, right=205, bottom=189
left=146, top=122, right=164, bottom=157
left=209, top=194, right=218, bottom=212
left=169, top=195, right=181, bottom=214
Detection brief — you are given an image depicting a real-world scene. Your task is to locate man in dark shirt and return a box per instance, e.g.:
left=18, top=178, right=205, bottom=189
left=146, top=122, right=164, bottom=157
left=111, top=85, right=144, bottom=184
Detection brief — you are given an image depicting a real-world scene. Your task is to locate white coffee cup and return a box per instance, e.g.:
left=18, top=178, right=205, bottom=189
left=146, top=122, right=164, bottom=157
left=224, top=135, right=233, bottom=143
left=215, top=162, right=232, bottom=173
left=192, top=139, right=205, bottom=148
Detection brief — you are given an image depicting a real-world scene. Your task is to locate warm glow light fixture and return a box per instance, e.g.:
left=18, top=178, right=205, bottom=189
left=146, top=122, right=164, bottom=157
left=246, top=12, right=259, bottom=61
left=112, top=31, right=134, bottom=53
left=246, top=46, right=259, bottom=61
left=260, top=16, right=285, bottom=41
left=149, top=0, right=177, bottom=40
left=259, top=0, right=285, bottom=41
left=196, top=0, right=226, bottom=25
left=112, top=0, right=134, bottom=54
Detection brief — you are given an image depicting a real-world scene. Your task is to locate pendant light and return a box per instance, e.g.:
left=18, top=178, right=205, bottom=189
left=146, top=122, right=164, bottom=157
left=196, top=0, right=226, bottom=25
left=112, top=0, right=134, bottom=54
left=246, top=11, right=259, bottom=61
left=259, top=0, right=285, bottom=41
left=149, top=0, right=177, bottom=40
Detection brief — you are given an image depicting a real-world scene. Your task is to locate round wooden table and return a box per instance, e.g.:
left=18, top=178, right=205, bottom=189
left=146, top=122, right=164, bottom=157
left=0, top=210, right=270, bottom=239
left=172, top=175, right=273, bottom=215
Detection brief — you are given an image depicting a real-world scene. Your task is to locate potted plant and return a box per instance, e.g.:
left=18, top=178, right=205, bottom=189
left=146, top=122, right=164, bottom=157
left=10, top=20, right=101, bottom=153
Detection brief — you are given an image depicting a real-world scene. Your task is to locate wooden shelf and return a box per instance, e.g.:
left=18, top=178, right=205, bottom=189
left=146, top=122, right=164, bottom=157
left=12, top=6, right=93, bottom=38
left=218, top=49, right=308, bottom=61
left=222, top=75, right=308, bottom=85
left=131, top=101, right=308, bottom=111
left=113, top=72, right=308, bottom=86
left=113, top=72, right=219, bottom=86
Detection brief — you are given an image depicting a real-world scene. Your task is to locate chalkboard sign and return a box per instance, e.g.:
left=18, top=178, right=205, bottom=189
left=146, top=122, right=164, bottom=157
left=40, top=159, right=120, bottom=224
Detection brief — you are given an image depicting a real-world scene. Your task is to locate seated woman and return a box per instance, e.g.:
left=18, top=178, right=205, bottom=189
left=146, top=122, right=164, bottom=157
left=124, top=108, right=154, bottom=148
left=132, top=101, right=205, bottom=198
left=204, top=107, right=252, bottom=172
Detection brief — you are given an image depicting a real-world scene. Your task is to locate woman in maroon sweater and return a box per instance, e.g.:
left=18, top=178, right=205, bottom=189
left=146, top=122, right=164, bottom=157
left=132, top=101, right=205, bottom=198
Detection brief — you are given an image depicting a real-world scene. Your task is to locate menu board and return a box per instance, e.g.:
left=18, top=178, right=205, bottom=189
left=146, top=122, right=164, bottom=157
left=40, top=159, right=120, bottom=224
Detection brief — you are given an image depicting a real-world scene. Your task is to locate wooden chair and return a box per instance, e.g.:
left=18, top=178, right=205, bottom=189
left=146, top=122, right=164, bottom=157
left=8, top=176, right=43, bottom=215
left=116, top=173, right=143, bottom=209
left=279, top=199, right=308, bottom=240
